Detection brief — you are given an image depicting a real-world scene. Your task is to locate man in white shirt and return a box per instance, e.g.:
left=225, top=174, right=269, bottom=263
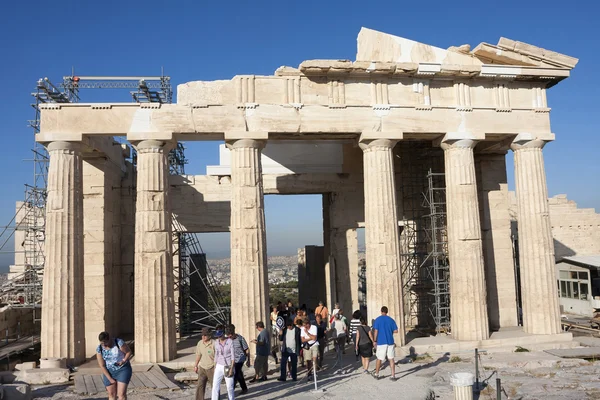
left=300, top=318, right=319, bottom=375
left=277, top=319, right=301, bottom=381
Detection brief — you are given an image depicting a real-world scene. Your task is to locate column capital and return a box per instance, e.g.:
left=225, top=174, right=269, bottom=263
left=225, top=138, right=266, bottom=150
left=358, top=131, right=403, bottom=147
left=47, top=141, right=82, bottom=152
left=224, top=131, right=269, bottom=141
left=437, top=132, right=482, bottom=150
left=440, top=139, right=478, bottom=150
left=510, top=133, right=553, bottom=151
left=131, top=139, right=175, bottom=153
left=358, top=139, right=397, bottom=152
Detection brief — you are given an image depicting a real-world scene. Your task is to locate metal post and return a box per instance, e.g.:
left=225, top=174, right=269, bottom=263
left=496, top=377, right=501, bottom=400
left=474, top=348, right=479, bottom=390
left=17, top=321, right=20, bottom=339
left=5, top=329, right=8, bottom=345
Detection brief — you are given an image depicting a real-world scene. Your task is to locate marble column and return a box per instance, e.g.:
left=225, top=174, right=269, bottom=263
left=228, top=139, right=269, bottom=351
left=442, top=139, right=489, bottom=341
left=475, top=153, right=518, bottom=330
left=330, top=227, right=359, bottom=315
left=134, top=140, right=177, bottom=363
left=511, top=138, right=561, bottom=335
left=360, top=139, right=405, bottom=344
left=328, top=190, right=361, bottom=314
left=41, top=141, right=86, bottom=365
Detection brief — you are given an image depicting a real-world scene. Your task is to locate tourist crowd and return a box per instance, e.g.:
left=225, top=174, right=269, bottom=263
left=192, top=301, right=399, bottom=400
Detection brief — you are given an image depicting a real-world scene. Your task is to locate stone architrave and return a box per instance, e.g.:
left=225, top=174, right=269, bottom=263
left=360, top=139, right=405, bottom=345
left=441, top=137, right=489, bottom=341
left=134, top=140, right=177, bottom=363
left=511, top=137, right=561, bottom=335
left=227, top=139, right=269, bottom=350
left=40, top=141, right=86, bottom=365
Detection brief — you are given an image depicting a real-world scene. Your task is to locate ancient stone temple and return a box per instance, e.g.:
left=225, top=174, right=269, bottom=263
left=36, top=28, right=578, bottom=363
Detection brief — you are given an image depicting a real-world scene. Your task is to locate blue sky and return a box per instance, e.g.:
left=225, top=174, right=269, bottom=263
left=0, top=0, right=598, bottom=267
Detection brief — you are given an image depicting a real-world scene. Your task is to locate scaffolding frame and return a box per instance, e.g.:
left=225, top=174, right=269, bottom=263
left=175, top=232, right=230, bottom=333
left=398, top=142, right=449, bottom=334
left=422, top=170, right=450, bottom=333
left=1, top=72, right=228, bottom=340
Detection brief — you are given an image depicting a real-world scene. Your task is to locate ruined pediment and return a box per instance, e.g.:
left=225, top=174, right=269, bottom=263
left=356, top=27, right=578, bottom=70
left=356, top=27, right=483, bottom=65
left=473, top=37, right=578, bottom=68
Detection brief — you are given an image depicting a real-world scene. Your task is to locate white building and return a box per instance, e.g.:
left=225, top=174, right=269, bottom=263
left=557, top=255, right=600, bottom=317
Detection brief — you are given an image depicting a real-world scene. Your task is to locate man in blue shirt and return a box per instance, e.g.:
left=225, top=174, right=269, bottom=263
left=372, top=306, right=398, bottom=380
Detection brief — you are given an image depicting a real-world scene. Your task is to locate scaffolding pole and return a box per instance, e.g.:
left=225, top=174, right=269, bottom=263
left=422, top=169, right=450, bottom=334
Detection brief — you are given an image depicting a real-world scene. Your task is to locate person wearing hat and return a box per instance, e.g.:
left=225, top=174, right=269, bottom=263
left=194, top=327, right=215, bottom=400
left=212, top=328, right=236, bottom=400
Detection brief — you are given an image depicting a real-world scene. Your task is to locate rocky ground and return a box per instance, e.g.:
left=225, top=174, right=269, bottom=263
left=29, top=346, right=600, bottom=399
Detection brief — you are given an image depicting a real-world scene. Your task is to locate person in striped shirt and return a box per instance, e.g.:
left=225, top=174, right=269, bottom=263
left=227, top=324, right=249, bottom=395
left=349, top=310, right=362, bottom=360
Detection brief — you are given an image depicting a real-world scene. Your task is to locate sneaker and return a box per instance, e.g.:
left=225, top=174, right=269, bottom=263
left=390, top=376, right=399, bottom=382
left=241, top=389, right=249, bottom=394
left=277, top=377, right=286, bottom=382
left=372, top=373, right=380, bottom=380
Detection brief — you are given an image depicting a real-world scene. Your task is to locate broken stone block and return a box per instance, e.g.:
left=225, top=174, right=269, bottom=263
left=173, top=371, right=198, bottom=382
left=14, top=361, right=36, bottom=371
left=39, top=358, right=66, bottom=369
left=18, top=368, right=69, bottom=385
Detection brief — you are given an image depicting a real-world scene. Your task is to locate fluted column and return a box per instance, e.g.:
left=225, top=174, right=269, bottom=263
left=360, top=139, right=405, bottom=345
left=228, top=139, right=268, bottom=352
left=511, top=138, right=560, bottom=335
left=41, top=141, right=86, bottom=365
left=134, top=140, right=176, bottom=363
left=442, top=138, right=489, bottom=341
left=475, top=153, right=518, bottom=330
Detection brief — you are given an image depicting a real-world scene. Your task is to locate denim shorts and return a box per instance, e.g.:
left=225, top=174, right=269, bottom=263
left=102, top=363, right=133, bottom=386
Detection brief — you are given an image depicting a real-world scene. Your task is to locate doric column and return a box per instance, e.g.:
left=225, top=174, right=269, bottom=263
left=41, top=141, right=86, bottom=365
left=360, top=139, right=405, bottom=344
left=82, top=157, right=123, bottom=356
left=228, top=139, right=269, bottom=351
left=134, top=140, right=176, bottom=363
left=511, top=137, right=560, bottom=335
left=475, top=153, right=518, bottom=330
left=441, top=138, right=489, bottom=341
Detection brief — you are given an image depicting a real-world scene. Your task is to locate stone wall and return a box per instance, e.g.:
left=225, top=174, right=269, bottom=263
left=548, top=195, right=600, bottom=259
left=82, top=157, right=124, bottom=355
left=475, top=154, right=518, bottom=329
left=510, top=192, right=600, bottom=260
left=0, top=307, right=35, bottom=341
left=118, top=161, right=136, bottom=336
left=297, top=246, right=326, bottom=309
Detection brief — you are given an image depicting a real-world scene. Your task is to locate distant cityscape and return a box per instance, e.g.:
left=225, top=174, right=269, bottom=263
left=207, top=251, right=366, bottom=285
left=208, top=255, right=299, bottom=285
left=0, top=252, right=366, bottom=285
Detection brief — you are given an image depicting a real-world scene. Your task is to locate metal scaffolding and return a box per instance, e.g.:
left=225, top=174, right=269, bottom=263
left=175, top=232, right=230, bottom=333
left=398, top=142, right=449, bottom=334
left=0, top=72, right=228, bottom=339
left=422, top=169, right=450, bottom=333
left=168, top=145, right=230, bottom=334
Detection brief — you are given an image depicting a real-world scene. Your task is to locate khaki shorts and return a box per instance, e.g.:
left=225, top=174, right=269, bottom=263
left=306, top=343, right=319, bottom=359
left=375, top=344, right=395, bottom=361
